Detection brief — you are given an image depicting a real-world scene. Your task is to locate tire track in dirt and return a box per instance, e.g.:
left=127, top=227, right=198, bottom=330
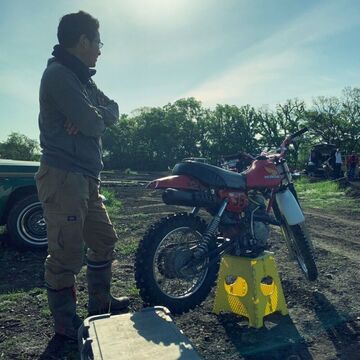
left=302, top=210, right=360, bottom=263
left=312, top=235, right=359, bottom=263
left=305, top=210, right=360, bottom=229
left=310, top=227, right=360, bottom=247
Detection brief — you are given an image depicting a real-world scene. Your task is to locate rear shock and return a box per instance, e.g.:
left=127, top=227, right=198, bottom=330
left=193, top=199, right=228, bottom=259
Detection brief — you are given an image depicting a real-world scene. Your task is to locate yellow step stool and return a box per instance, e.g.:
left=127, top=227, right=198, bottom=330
left=213, top=251, right=288, bottom=328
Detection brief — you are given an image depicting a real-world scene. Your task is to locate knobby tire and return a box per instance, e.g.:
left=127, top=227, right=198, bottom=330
left=135, top=213, right=219, bottom=314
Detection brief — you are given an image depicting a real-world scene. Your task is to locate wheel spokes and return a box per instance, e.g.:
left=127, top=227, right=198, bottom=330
left=153, top=226, right=208, bottom=299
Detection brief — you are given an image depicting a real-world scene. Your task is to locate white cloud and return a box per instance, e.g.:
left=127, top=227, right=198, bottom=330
left=184, top=48, right=306, bottom=105
left=184, top=0, right=360, bottom=107
left=76, top=0, right=224, bottom=67
left=75, top=0, right=196, bottom=28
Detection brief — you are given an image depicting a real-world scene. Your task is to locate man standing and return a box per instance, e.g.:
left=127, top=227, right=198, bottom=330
left=334, top=148, right=343, bottom=179
left=36, top=11, right=129, bottom=340
left=347, top=151, right=359, bottom=180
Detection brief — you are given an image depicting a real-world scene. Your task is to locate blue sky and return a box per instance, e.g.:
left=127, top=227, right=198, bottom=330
left=0, top=0, right=359, bottom=141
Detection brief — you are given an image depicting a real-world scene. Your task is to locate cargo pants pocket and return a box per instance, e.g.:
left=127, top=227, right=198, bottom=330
left=36, top=165, right=69, bottom=205
left=46, top=211, right=85, bottom=270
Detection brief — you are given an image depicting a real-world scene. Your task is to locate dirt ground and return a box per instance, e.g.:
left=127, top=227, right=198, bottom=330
left=0, top=173, right=359, bottom=360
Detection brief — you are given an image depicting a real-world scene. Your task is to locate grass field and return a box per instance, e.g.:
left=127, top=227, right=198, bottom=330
left=295, top=177, right=360, bottom=211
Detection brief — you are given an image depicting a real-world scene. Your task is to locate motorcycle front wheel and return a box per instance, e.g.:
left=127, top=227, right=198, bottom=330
left=135, top=213, right=219, bottom=314
left=281, top=218, right=318, bottom=281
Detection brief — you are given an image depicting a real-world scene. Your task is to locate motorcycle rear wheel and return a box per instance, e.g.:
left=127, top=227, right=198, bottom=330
left=135, top=213, right=219, bottom=314
left=281, top=218, right=318, bottom=281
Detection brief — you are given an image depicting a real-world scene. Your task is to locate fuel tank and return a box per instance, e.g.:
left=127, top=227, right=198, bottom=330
left=245, top=160, right=282, bottom=189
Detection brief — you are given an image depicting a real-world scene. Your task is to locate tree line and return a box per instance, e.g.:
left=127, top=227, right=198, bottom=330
left=1, top=87, right=359, bottom=170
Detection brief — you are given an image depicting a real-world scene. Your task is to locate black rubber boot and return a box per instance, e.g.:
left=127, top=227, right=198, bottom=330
left=87, top=260, right=130, bottom=316
left=47, top=286, right=83, bottom=341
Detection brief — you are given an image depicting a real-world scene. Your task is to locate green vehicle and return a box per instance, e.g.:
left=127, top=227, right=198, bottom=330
left=0, top=159, right=47, bottom=249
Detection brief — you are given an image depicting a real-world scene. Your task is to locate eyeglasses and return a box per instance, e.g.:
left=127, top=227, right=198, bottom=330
left=92, top=39, right=103, bottom=49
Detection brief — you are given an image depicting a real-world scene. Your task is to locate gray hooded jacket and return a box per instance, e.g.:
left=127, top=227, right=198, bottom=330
left=38, top=56, right=118, bottom=179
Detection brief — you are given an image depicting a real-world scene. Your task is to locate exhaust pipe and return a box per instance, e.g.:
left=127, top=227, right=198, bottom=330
left=162, top=188, right=218, bottom=207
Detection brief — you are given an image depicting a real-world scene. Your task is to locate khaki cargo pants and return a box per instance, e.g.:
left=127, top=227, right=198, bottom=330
left=35, top=163, right=118, bottom=290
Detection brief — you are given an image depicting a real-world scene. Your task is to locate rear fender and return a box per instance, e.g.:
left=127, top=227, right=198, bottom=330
left=146, top=175, right=206, bottom=190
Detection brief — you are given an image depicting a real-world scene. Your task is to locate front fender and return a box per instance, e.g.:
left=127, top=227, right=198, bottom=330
left=275, top=189, right=305, bottom=225
left=147, top=175, right=205, bottom=190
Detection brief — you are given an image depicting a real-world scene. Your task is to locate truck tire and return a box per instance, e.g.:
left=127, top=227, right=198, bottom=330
left=7, top=194, right=47, bottom=249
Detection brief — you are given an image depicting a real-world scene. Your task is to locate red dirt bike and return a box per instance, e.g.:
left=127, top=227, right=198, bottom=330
left=135, top=128, right=317, bottom=314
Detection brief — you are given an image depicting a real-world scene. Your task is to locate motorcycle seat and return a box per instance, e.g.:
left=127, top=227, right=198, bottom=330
left=172, top=161, right=247, bottom=190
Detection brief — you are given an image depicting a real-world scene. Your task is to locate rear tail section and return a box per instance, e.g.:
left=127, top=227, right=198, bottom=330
left=147, top=175, right=216, bottom=207
left=147, top=175, right=205, bottom=190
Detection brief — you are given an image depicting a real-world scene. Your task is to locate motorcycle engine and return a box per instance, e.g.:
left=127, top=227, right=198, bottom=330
left=252, top=221, right=270, bottom=246
left=219, top=191, right=271, bottom=256
left=248, top=191, right=270, bottom=246
left=232, top=191, right=270, bottom=255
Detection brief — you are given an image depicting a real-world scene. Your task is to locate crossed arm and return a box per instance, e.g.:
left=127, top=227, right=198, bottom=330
left=46, top=68, right=119, bottom=136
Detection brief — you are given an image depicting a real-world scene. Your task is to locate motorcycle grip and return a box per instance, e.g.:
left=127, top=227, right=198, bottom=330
left=290, top=127, right=308, bottom=140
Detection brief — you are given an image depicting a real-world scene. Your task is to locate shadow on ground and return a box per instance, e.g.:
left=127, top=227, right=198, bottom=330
left=313, top=291, right=360, bottom=360
left=219, top=313, right=313, bottom=360
left=38, top=335, right=78, bottom=360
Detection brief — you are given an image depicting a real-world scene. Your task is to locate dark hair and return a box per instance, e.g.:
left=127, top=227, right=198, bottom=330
left=57, top=11, right=99, bottom=48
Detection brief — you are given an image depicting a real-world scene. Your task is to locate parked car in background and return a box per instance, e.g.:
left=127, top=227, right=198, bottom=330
left=305, top=143, right=337, bottom=178
left=0, top=159, right=47, bottom=249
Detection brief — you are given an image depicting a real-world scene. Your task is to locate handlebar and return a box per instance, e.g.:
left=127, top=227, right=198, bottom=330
left=289, top=127, right=308, bottom=140
left=222, top=152, right=255, bottom=161
left=279, top=127, right=308, bottom=157
left=221, top=127, right=309, bottom=164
